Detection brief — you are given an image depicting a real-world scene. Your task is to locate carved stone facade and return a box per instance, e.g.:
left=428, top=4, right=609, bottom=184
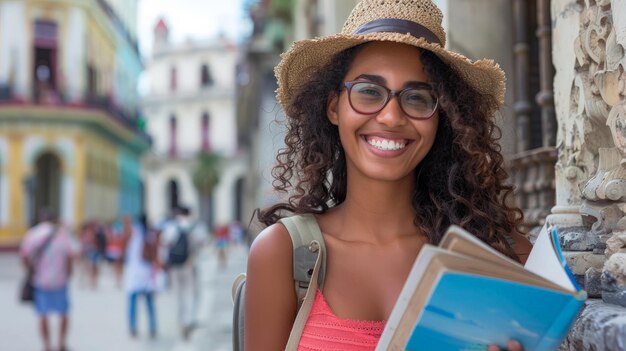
left=551, top=0, right=626, bottom=348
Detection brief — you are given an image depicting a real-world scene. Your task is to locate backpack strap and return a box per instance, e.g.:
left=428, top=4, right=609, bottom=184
left=231, top=273, right=246, bottom=351
left=280, top=214, right=327, bottom=306
left=279, top=213, right=326, bottom=350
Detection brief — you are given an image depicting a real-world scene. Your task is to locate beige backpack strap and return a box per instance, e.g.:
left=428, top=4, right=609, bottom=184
left=279, top=214, right=327, bottom=350
left=231, top=273, right=246, bottom=351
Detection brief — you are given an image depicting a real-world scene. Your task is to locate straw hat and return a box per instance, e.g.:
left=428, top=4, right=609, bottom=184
left=275, top=0, right=506, bottom=116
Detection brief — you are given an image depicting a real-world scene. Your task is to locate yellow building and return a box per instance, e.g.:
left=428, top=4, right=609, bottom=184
left=0, top=0, right=148, bottom=245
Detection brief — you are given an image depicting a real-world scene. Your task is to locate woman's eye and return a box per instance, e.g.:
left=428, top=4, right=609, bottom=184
left=359, top=89, right=380, bottom=96
left=357, top=87, right=383, bottom=97
left=404, top=92, right=430, bottom=105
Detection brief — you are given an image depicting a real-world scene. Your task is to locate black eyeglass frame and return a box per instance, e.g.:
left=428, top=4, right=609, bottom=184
left=343, top=80, right=439, bottom=120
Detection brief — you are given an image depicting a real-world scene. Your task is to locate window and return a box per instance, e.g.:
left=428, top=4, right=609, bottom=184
left=169, top=115, right=177, bottom=157
left=167, top=179, right=179, bottom=211
left=33, top=20, right=59, bottom=102
left=170, top=66, right=177, bottom=92
left=201, top=112, right=210, bottom=151
left=201, top=64, right=213, bottom=87
left=86, top=64, right=97, bottom=97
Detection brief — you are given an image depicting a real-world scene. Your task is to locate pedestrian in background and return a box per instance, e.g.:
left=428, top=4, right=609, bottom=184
left=214, top=223, right=229, bottom=268
left=123, top=214, right=157, bottom=339
left=160, top=205, right=208, bottom=340
left=20, top=209, right=76, bottom=351
left=79, top=220, right=104, bottom=289
left=107, top=218, right=127, bottom=288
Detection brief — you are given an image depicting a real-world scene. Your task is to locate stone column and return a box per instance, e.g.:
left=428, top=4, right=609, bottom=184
left=513, top=0, right=532, bottom=153
left=536, top=0, right=557, bottom=148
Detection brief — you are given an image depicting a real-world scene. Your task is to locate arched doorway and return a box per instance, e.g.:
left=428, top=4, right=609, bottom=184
left=34, top=152, right=61, bottom=224
left=234, top=177, right=245, bottom=222
left=167, top=179, right=179, bottom=213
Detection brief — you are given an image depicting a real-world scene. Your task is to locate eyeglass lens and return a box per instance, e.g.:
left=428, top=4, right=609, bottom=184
left=348, top=82, right=437, bottom=119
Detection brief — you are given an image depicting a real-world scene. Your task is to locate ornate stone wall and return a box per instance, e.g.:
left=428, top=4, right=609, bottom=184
left=552, top=0, right=626, bottom=348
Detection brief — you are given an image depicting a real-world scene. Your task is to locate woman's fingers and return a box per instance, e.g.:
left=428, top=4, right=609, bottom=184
left=487, top=340, right=523, bottom=351
left=507, top=340, right=523, bottom=351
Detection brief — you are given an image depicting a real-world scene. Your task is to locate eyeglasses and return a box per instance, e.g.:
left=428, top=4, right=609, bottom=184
left=343, top=81, right=438, bottom=120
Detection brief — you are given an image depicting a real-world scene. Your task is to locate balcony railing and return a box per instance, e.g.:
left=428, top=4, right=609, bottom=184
left=0, top=84, right=151, bottom=144
left=506, top=147, right=557, bottom=232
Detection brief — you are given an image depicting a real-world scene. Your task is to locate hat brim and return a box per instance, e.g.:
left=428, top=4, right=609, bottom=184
left=275, top=32, right=505, bottom=116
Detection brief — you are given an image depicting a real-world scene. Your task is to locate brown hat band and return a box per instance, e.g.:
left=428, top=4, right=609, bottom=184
left=353, top=19, right=442, bottom=46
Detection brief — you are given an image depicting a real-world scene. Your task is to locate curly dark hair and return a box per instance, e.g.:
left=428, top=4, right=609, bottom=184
left=258, top=43, right=523, bottom=261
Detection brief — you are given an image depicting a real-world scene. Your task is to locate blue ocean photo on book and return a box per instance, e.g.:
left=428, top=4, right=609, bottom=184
left=376, top=225, right=586, bottom=351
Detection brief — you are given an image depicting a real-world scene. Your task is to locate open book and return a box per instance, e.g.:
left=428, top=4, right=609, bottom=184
left=376, top=225, right=586, bottom=351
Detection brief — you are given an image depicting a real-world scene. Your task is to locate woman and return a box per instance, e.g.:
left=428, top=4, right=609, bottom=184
left=245, top=0, right=532, bottom=350
left=123, top=215, right=157, bottom=338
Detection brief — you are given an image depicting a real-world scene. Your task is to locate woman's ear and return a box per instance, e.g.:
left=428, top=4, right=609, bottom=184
left=327, top=93, right=340, bottom=126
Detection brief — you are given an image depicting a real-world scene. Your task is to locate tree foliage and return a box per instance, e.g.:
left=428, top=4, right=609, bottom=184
left=192, top=151, right=221, bottom=195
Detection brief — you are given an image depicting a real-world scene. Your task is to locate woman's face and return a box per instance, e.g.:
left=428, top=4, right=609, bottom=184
left=327, top=42, right=439, bottom=183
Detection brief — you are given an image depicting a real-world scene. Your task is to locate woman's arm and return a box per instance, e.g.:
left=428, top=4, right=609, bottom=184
left=244, top=223, right=298, bottom=350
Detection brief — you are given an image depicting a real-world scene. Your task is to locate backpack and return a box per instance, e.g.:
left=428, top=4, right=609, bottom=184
left=167, top=226, right=190, bottom=267
left=231, top=214, right=326, bottom=351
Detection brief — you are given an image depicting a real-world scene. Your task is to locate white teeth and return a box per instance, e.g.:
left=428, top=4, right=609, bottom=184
left=367, top=138, right=406, bottom=151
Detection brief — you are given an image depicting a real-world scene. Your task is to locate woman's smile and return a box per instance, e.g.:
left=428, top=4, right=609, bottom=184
left=365, top=136, right=408, bottom=151
left=362, top=134, right=412, bottom=156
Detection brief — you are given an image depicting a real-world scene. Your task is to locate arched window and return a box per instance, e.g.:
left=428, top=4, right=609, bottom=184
left=34, top=152, right=61, bottom=224
left=200, top=64, right=213, bottom=87
left=234, top=177, right=245, bottom=222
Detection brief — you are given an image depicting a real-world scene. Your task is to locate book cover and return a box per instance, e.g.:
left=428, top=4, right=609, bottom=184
left=376, top=226, right=586, bottom=351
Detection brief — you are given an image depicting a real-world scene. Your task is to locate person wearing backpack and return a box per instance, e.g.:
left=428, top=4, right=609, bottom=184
left=242, top=1, right=533, bottom=350
left=160, top=205, right=208, bottom=340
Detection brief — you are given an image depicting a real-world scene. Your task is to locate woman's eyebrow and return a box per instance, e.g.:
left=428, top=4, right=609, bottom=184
left=353, top=74, right=386, bottom=84
left=353, top=74, right=431, bottom=88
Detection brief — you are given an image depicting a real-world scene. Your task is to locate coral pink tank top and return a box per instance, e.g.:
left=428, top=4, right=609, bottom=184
left=298, top=289, right=386, bottom=351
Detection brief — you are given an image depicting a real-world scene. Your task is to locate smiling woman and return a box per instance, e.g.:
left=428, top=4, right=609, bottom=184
left=242, top=0, right=532, bottom=350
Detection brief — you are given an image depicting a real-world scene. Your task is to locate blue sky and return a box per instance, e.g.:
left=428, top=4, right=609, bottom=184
left=137, top=0, right=247, bottom=57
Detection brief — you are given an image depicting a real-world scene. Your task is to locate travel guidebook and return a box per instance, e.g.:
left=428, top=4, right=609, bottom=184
left=376, top=225, right=586, bottom=351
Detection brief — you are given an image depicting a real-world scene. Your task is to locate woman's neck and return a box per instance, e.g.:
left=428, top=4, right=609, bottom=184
left=327, top=175, right=418, bottom=244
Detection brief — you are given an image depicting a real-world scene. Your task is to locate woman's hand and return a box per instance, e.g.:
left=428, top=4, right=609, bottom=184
left=488, top=340, right=524, bottom=351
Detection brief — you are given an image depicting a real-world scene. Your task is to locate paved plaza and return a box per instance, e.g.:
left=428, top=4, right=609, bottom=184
left=0, top=244, right=248, bottom=351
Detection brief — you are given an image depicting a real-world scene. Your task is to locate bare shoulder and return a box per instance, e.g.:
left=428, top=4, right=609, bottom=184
left=245, top=222, right=297, bottom=350
left=247, top=222, right=294, bottom=279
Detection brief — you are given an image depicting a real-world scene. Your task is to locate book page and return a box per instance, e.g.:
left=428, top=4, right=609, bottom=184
left=440, top=225, right=522, bottom=269
left=524, top=225, right=577, bottom=292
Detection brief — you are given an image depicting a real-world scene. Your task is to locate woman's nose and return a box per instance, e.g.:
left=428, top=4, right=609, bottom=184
left=375, top=96, right=407, bottom=128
